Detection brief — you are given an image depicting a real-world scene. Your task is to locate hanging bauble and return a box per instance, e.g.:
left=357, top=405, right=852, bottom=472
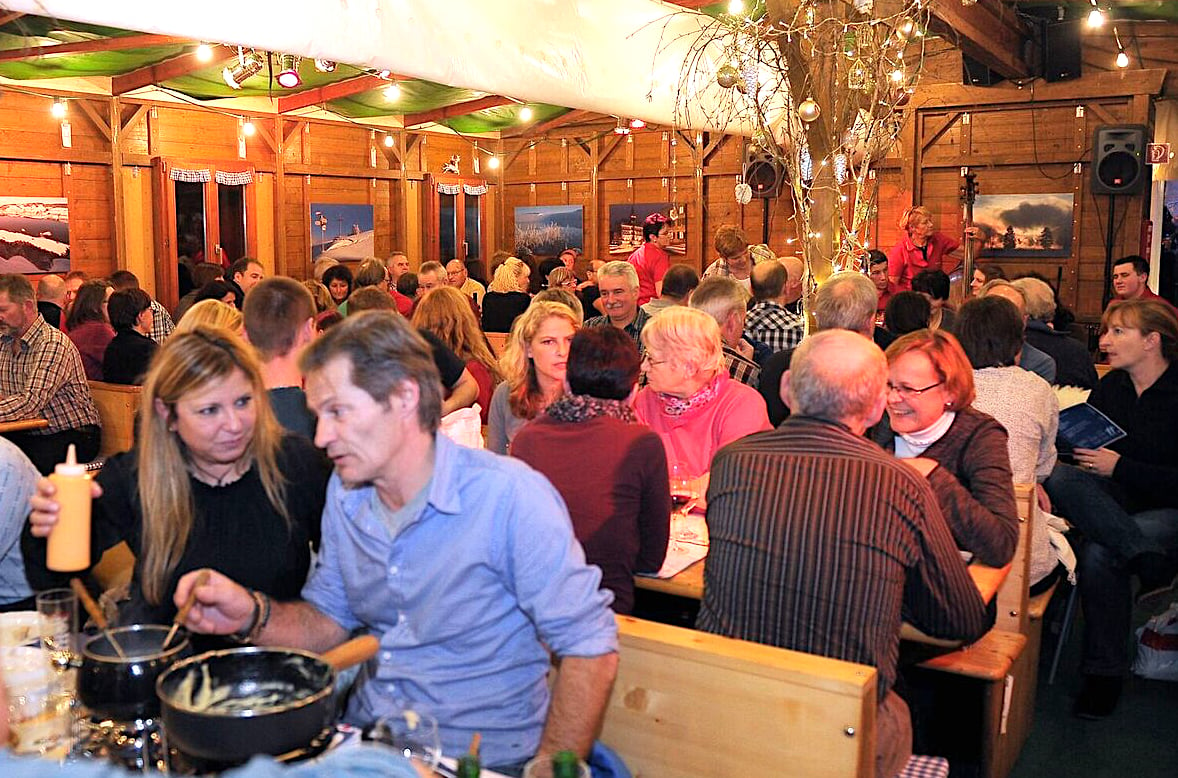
left=735, top=182, right=753, bottom=205
left=895, top=18, right=916, bottom=42
left=716, top=64, right=740, bottom=89
left=798, top=98, right=821, bottom=123
left=852, top=0, right=874, bottom=12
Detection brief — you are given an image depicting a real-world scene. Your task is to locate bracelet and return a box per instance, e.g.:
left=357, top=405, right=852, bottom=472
left=248, top=591, right=272, bottom=644
left=231, top=589, right=264, bottom=644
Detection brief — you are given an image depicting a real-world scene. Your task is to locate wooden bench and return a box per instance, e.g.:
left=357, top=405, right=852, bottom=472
left=88, top=381, right=142, bottom=458
left=602, top=615, right=877, bottom=777
left=485, top=331, right=509, bottom=358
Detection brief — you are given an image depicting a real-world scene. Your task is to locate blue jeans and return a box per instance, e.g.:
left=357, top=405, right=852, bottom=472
left=1044, top=463, right=1164, bottom=563
left=1078, top=509, right=1178, bottom=675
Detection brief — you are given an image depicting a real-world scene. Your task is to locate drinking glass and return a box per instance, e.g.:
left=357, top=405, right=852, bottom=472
left=669, top=463, right=699, bottom=542
left=522, top=755, right=591, bottom=778
left=368, top=705, right=441, bottom=769
left=36, top=589, right=77, bottom=673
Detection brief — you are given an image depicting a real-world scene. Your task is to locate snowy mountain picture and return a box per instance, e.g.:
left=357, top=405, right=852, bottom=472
left=0, top=197, right=71, bottom=274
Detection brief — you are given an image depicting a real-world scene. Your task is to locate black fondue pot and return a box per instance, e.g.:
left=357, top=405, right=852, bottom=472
left=79, top=624, right=192, bottom=721
left=156, top=635, right=379, bottom=763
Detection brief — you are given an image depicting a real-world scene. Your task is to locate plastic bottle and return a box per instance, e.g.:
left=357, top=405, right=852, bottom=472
left=551, top=750, right=582, bottom=778
left=456, top=755, right=481, bottom=778
left=46, top=444, right=91, bottom=572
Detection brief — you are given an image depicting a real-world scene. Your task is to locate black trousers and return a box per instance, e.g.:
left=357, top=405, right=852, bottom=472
left=3, top=425, right=101, bottom=475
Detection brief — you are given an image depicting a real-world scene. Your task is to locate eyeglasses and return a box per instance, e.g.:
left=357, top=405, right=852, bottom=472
left=886, top=380, right=944, bottom=399
left=642, top=354, right=669, bottom=367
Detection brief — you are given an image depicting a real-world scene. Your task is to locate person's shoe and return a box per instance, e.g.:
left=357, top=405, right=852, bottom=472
left=1074, top=675, right=1123, bottom=720
left=1133, top=552, right=1178, bottom=608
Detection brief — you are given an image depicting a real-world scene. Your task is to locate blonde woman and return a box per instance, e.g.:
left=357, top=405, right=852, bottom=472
left=487, top=300, right=578, bottom=454
left=413, top=286, right=503, bottom=424
left=481, top=256, right=532, bottom=333
left=888, top=205, right=978, bottom=290
left=174, top=298, right=243, bottom=335
left=27, top=326, right=329, bottom=635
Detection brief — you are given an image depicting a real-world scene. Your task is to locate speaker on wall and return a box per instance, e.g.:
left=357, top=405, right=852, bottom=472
left=1091, top=125, right=1148, bottom=196
left=962, top=53, right=1002, bottom=87
left=1043, top=21, right=1082, bottom=82
left=743, top=148, right=784, bottom=199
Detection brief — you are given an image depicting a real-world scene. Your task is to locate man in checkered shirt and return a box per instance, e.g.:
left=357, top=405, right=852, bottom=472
left=689, top=276, right=761, bottom=390
left=745, top=256, right=805, bottom=354
left=0, top=274, right=101, bottom=474
left=109, top=270, right=175, bottom=344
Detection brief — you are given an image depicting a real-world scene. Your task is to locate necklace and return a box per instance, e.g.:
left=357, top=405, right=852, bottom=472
left=188, top=458, right=249, bottom=487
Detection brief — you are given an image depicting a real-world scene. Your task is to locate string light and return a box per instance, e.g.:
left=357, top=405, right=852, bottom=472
left=1113, top=26, right=1129, bottom=68
left=50, top=99, right=67, bottom=119
left=383, top=134, right=394, bottom=147
left=194, top=43, right=213, bottom=62
left=727, top=0, right=744, bottom=14
left=241, top=119, right=256, bottom=137
left=487, top=156, right=501, bottom=170
left=519, top=106, right=534, bottom=122
left=1087, top=2, right=1105, bottom=29
left=383, top=82, right=402, bottom=101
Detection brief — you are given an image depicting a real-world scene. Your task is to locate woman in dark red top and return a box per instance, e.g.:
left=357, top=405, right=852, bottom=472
left=511, top=327, right=671, bottom=614
left=66, top=280, right=115, bottom=381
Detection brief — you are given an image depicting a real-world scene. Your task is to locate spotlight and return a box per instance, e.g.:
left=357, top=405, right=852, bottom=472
left=487, top=156, right=501, bottom=170
left=242, top=119, right=256, bottom=137
left=377, top=69, right=391, bottom=79
left=223, top=52, right=263, bottom=89
left=313, top=59, right=336, bottom=73
left=519, top=106, right=534, bottom=122
left=276, top=54, right=301, bottom=89
left=383, top=82, right=402, bottom=101
left=1087, top=2, right=1105, bottom=29
left=195, top=43, right=213, bottom=62
left=629, top=118, right=646, bottom=130
left=613, top=119, right=631, bottom=136
left=50, top=99, right=67, bottom=119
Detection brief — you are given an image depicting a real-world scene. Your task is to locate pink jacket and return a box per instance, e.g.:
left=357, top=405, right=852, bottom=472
left=634, top=375, right=771, bottom=479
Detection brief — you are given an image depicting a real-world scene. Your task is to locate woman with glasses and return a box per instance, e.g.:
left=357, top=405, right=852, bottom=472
left=634, top=307, right=770, bottom=479
left=872, top=328, right=1019, bottom=568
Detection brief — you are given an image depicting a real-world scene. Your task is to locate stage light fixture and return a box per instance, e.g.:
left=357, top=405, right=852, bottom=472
left=614, top=118, right=631, bottom=135
left=195, top=43, right=213, bottom=62
left=629, top=118, right=646, bottom=130
left=223, top=51, right=264, bottom=89
left=276, top=54, right=302, bottom=89
left=314, top=59, right=336, bottom=73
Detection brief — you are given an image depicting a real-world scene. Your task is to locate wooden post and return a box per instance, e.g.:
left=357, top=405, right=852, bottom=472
left=109, top=97, right=128, bottom=270
left=274, top=116, right=288, bottom=277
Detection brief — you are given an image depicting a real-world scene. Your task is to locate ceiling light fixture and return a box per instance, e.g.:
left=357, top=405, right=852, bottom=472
left=519, top=106, right=534, bottom=122
left=629, top=118, right=646, bottom=130
left=50, top=99, right=67, bottom=119
left=195, top=43, right=213, bottom=62
left=241, top=119, right=256, bottom=137
left=383, top=82, right=402, bottom=101
left=314, top=59, right=336, bottom=73
left=276, top=54, right=302, bottom=89
left=1086, top=1, right=1105, bottom=29
left=383, top=134, right=394, bottom=147
left=487, top=156, right=501, bottom=170
left=223, top=50, right=264, bottom=89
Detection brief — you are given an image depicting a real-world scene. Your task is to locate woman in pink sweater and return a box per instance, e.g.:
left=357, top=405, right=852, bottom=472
left=634, top=307, right=771, bottom=478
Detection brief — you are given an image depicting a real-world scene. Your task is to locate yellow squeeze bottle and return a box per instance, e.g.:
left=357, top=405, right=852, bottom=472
left=46, top=444, right=91, bottom=572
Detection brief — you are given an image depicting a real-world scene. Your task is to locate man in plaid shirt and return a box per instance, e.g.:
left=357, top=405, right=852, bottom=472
left=690, top=276, right=761, bottom=389
left=0, top=274, right=101, bottom=474
left=745, top=256, right=805, bottom=354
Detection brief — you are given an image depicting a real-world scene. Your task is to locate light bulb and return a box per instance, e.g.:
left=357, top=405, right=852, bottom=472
left=488, top=156, right=501, bottom=170
left=1087, top=8, right=1105, bottom=28
left=384, top=134, right=394, bottom=147
left=727, top=0, right=743, bottom=14
left=195, top=43, right=213, bottom=62
left=242, top=120, right=256, bottom=137
left=1116, top=50, right=1129, bottom=68
left=384, top=83, right=401, bottom=101
left=50, top=99, right=67, bottom=119
left=519, top=106, right=534, bottom=122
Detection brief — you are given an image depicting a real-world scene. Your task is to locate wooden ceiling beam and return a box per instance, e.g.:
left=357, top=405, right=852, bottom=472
left=0, top=12, right=27, bottom=26
left=402, top=95, right=515, bottom=128
left=927, top=0, right=1035, bottom=81
left=276, top=74, right=401, bottom=113
left=112, top=47, right=236, bottom=95
left=502, top=108, right=594, bottom=138
left=0, top=33, right=190, bottom=63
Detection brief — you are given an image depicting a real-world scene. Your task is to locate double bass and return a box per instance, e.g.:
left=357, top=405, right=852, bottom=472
left=960, top=171, right=980, bottom=299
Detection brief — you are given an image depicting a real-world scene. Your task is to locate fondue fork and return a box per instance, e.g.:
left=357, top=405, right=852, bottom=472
left=70, top=577, right=127, bottom=659
left=164, top=570, right=209, bottom=650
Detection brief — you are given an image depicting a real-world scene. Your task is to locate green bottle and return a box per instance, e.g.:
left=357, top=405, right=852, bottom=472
left=552, top=750, right=581, bottom=778
left=456, top=755, right=480, bottom=778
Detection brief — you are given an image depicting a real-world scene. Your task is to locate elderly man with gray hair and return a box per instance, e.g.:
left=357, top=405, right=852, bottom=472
left=1012, top=276, right=1098, bottom=389
left=758, top=271, right=889, bottom=425
left=700, top=329, right=990, bottom=778
left=977, top=279, right=1057, bottom=384
left=584, top=260, right=649, bottom=345
left=690, top=276, right=761, bottom=389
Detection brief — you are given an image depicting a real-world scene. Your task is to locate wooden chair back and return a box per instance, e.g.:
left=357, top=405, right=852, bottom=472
left=88, top=381, right=142, bottom=458
left=485, top=331, right=509, bottom=358
left=1095, top=363, right=1113, bottom=379
left=602, top=615, right=877, bottom=778
left=994, top=484, right=1036, bottom=635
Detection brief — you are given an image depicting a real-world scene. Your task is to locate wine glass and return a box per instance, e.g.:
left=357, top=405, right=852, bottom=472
left=669, top=463, right=699, bottom=542
left=368, top=704, right=442, bottom=770
left=35, top=589, right=77, bottom=674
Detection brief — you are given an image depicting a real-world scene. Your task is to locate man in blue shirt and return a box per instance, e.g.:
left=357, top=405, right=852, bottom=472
left=175, top=311, right=618, bottom=775
left=0, top=437, right=38, bottom=611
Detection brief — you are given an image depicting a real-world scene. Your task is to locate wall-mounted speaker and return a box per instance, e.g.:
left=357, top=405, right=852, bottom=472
left=1091, top=125, right=1148, bottom=196
left=1043, top=21, right=1082, bottom=82
left=962, top=53, right=1002, bottom=87
left=743, top=148, right=784, bottom=199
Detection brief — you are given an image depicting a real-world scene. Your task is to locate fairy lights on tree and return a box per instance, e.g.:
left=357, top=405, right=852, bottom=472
left=665, top=0, right=931, bottom=288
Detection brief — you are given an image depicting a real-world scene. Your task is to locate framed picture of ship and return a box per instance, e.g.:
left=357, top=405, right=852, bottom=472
left=0, top=197, right=70, bottom=274
left=513, top=205, right=584, bottom=258
left=608, top=202, right=686, bottom=256
left=310, top=203, right=375, bottom=262
left=973, top=193, right=1074, bottom=259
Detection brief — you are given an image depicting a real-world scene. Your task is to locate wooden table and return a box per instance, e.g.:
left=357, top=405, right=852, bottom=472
left=636, top=556, right=1011, bottom=647
left=0, top=418, right=49, bottom=434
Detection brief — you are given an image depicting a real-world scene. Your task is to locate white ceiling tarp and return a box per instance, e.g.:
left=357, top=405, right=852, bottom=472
left=3, top=0, right=748, bottom=132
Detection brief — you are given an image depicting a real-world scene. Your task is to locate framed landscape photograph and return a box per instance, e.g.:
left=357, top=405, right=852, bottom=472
left=310, top=203, right=375, bottom=262
left=974, top=193, right=1074, bottom=259
left=513, top=205, right=583, bottom=257
left=0, top=197, right=70, bottom=274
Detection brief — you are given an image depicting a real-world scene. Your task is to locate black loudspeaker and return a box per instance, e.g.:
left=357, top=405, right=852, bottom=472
left=743, top=149, right=784, bottom=198
left=1043, top=21, right=1082, bottom=82
left=962, top=53, right=1002, bottom=87
left=1091, top=125, right=1148, bottom=195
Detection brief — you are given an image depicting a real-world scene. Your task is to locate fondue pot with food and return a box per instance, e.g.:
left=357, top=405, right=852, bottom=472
left=79, top=624, right=192, bottom=721
left=156, top=635, right=379, bottom=763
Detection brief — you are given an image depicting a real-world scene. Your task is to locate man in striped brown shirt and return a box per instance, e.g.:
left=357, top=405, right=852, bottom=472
left=698, top=329, right=990, bottom=778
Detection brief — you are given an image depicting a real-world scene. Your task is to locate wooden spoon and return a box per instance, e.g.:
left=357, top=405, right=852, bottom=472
left=321, top=634, right=380, bottom=672
left=70, top=577, right=126, bottom=659
left=164, top=569, right=209, bottom=650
